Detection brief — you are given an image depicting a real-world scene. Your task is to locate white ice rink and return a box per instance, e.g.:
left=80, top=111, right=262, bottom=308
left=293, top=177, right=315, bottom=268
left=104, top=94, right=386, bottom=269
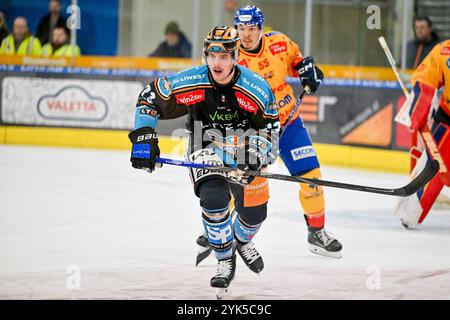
left=0, top=145, right=449, bottom=300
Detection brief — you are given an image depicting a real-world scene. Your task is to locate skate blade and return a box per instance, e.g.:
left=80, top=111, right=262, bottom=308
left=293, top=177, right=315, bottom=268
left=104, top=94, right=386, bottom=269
left=216, top=288, right=228, bottom=299
left=195, top=247, right=212, bottom=266
left=309, top=244, right=342, bottom=259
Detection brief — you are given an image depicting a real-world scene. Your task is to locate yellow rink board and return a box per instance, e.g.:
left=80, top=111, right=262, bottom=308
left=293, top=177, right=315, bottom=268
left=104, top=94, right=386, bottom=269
left=0, top=126, right=409, bottom=174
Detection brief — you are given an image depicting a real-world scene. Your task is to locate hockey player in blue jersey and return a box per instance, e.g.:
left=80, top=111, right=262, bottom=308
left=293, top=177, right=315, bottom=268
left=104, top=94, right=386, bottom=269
left=128, top=26, right=280, bottom=297
left=195, top=6, right=343, bottom=265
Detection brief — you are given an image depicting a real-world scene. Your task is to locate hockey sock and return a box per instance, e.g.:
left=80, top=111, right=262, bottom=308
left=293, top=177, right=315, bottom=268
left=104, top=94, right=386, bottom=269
left=298, top=167, right=325, bottom=228
left=233, top=215, right=261, bottom=244
left=202, top=209, right=234, bottom=260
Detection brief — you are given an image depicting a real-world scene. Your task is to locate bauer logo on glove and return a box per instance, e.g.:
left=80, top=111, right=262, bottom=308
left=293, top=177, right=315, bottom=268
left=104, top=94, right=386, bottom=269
left=128, top=126, right=160, bottom=172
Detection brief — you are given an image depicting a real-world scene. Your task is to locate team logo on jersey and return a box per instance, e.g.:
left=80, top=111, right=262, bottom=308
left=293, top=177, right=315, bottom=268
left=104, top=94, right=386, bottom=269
left=162, top=77, right=171, bottom=91
left=269, top=41, right=287, bottom=55
left=139, top=107, right=158, bottom=117
left=441, top=46, right=450, bottom=55
left=235, top=92, right=258, bottom=114
left=290, top=146, right=316, bottom=161
left=176, top=90, right=205, bottom=106
left=447, top=57, right=450, bottom=69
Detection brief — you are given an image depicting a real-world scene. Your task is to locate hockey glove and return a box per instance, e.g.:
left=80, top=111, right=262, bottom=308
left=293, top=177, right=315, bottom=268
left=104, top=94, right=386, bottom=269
left=128, top=126, right=160, bottom=172
left=294, top=56, right=324, bottom=94
left=230, top=135, right=274, bottom=186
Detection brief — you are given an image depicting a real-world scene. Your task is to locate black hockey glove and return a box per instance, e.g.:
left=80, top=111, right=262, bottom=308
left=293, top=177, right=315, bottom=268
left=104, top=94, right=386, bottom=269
left=128, top=126, right=160, bottom=172
left=294, top=56, right=324, bottom=94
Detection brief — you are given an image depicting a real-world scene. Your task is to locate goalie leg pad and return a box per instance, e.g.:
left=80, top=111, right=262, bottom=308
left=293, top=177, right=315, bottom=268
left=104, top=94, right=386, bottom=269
left=417, top=172, right=445, bottom=224
left=298, top=167, right=325, bottom=228
left=432, top=122, right=450, bottom=186
left=394, top=151, right=445, bottom=227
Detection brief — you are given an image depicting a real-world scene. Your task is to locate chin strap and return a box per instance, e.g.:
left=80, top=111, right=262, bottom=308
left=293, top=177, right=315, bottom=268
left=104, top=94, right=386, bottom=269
left=226, top=65, right=236, bottom=78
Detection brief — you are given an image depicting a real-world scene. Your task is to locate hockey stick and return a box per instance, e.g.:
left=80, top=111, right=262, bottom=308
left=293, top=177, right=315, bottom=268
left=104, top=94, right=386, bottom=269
left=283, top=89, right=308, bottom=127
left=156, top=157, right=439, bottom=197
left=377, top=36, right=447, bottom=175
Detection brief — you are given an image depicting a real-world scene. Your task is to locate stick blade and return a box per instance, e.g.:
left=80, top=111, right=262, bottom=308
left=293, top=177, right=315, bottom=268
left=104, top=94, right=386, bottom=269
left=398, top=159, right=440, bottom=196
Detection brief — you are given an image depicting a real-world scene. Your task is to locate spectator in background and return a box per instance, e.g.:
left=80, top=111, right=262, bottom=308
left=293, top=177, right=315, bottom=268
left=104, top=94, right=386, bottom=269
left=36, top=0, right=67, bottom=46
left=0, top=16, right=42, bottom=55
left=0, top=11, right=8, bottom=43
left=406, top=15, right=440, bottom=69
left=149, top=21, right=192, bottom=58
left=42, top=24, right=80, bottom=57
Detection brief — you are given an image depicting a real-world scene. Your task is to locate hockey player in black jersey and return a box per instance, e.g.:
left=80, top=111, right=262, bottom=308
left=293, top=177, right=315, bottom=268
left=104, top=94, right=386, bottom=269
left=128, top=26, right=280, bottom=298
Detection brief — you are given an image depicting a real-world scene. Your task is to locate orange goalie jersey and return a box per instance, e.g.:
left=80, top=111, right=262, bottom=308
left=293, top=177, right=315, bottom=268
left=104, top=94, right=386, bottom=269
left=237, top=31, right=303, bottom=126
left=411, top=39, right=450, bottom=118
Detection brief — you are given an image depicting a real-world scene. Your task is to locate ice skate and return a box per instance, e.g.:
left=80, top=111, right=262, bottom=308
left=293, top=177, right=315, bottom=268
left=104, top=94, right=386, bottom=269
left=308, top=226, right=342, bottom=258
left=236, top=240, right=264, bottom=273
left=211, top=254, right=236, bottom=299
left=195, top=232, right=212, bottom=266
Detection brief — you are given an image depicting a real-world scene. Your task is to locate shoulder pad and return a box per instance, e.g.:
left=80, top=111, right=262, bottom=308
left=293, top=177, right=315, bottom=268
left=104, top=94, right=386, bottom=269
left=156, top=65, right=210, bottom=97
left=235, top=66, right=276, bottom=111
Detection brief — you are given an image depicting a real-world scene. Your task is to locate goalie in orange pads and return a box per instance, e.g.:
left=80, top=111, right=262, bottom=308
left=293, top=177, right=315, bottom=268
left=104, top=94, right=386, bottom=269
left=395, top=40, right=450, bottom=228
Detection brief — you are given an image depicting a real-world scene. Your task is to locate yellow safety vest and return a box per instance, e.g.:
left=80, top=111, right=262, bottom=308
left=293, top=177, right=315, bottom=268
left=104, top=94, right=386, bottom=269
left=42, top=43, right=81, bottom=57
left=0, top=34, right=42, bottom=55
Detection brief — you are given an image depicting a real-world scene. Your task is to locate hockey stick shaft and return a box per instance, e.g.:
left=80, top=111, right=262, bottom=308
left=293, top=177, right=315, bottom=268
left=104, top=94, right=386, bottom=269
left=156, top=157, right=439, bottom=197
left=283, top=89, right=308, bottom=127
left=378, top=36, right=447, bottom=174
left=378, top=36, right=409, bottom=95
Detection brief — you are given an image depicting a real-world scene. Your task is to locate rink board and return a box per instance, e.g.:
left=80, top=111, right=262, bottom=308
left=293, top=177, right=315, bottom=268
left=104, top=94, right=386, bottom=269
left=0, top=125, right=409, bottom=173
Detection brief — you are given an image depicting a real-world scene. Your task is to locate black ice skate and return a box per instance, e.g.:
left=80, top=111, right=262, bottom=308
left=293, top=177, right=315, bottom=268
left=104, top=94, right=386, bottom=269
left=195, top=232, right=212, bottom=266
left=210, top=254, right=236, bottom=299
left=236, top=240, right=264, bottom=273
left=307, top=226, right=343, bottom=259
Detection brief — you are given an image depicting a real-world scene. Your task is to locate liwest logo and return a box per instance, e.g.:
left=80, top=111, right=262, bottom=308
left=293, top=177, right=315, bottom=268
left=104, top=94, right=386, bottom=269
left=235, top=91, right=257, bottom=113
left=37, top=86, right=108, bottom=121
left=269, top=41, right=287, bottom=55
left=176, top=90, right=205, bottom=106
left=291, top=146, right=316, bottom=161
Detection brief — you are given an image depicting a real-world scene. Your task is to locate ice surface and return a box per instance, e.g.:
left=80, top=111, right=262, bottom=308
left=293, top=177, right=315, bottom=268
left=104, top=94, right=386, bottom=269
left=0, top=145, right=449, bottom=299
